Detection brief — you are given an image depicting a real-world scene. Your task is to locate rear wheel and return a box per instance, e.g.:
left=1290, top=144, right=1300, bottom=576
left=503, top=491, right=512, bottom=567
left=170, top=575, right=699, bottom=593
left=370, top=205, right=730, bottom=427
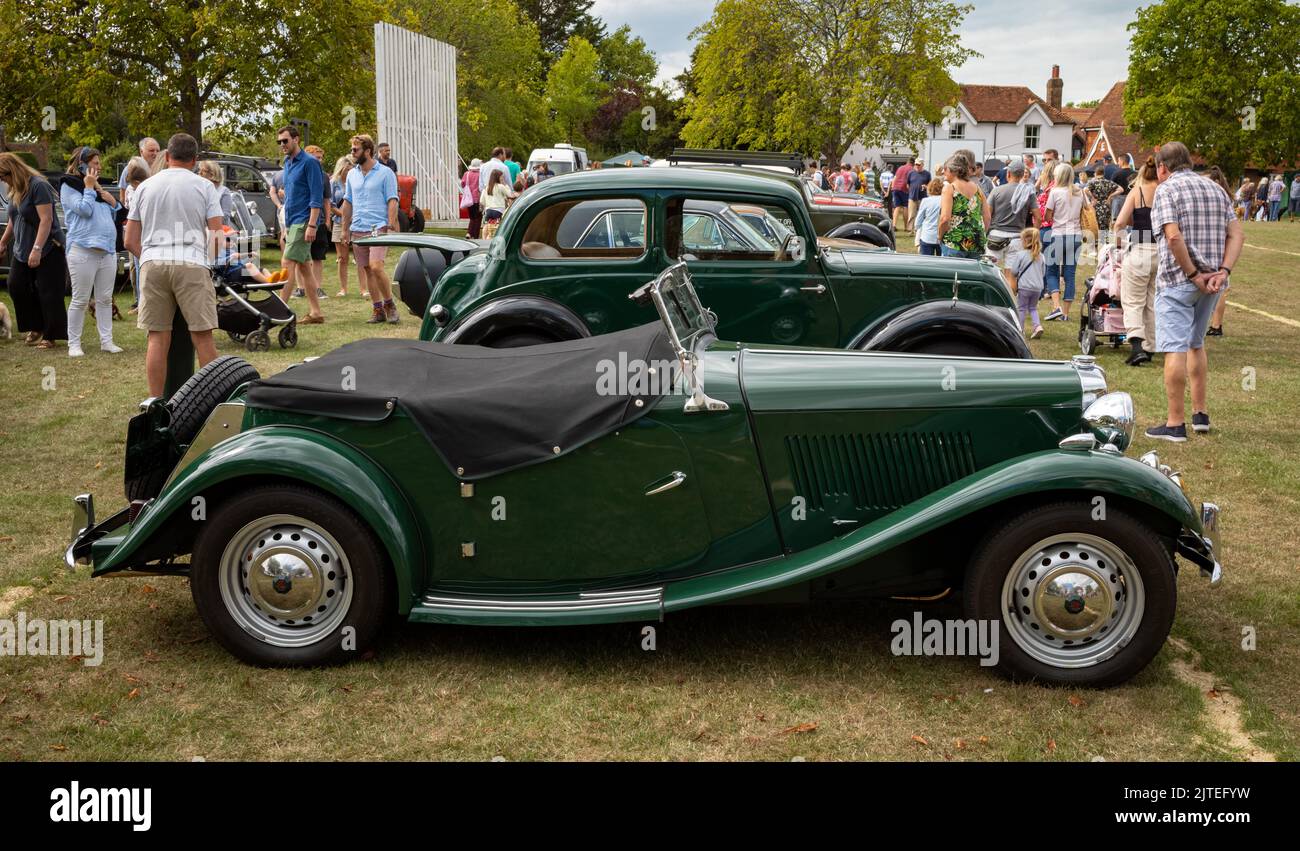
left=190, top=485, right=391, bottom=666
left=964, top=501, right=1176, bottom=687
left=124, top=355, right=260, bottom=501
left=908, top=339, right=991, bottom=357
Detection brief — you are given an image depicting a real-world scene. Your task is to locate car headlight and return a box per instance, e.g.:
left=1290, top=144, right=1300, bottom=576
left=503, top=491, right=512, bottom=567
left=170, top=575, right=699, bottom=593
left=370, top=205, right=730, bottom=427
left=1084, top=391, right=1135, bottom=452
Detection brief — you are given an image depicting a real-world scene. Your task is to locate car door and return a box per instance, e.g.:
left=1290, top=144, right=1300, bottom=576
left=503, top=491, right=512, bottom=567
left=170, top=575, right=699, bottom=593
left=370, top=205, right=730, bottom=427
left=667, top=195, right=840, bottom=347
left=434, top=417, right=714, bottom=585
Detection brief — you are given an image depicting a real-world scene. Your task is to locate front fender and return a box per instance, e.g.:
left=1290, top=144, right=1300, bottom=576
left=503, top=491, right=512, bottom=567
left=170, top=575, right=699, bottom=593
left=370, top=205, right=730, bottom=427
left=664, top=449, right=1201, bottom=611
left=93, top=427, right=424, bottom=614
left=824, top=221, right=893, bottom=249
left=854, top=299, right=1031, bottom=359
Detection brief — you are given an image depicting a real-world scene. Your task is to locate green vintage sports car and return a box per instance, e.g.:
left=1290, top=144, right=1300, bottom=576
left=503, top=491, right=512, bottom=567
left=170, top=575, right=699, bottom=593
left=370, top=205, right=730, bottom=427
left=67, top=264, right=1221, bottom=685
left=372, top=168, right=1030, bottom=359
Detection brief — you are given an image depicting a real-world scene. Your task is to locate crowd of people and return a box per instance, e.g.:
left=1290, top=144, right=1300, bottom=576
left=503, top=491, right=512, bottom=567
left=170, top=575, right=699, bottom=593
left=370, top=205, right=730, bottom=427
left=813, top=143, right=1246, bottom=443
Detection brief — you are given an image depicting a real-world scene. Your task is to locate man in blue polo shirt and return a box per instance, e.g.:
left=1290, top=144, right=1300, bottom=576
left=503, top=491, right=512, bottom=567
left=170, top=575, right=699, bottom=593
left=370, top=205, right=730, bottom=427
left=276, top=125, right=325, bottom=323
left=341, top=133, right=400, bottom=324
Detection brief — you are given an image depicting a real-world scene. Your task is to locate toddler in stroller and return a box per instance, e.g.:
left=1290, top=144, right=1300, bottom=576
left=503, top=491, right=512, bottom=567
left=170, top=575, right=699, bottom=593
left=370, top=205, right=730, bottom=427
left=214, top=231, right=298, bottom=352
left=1078, top=243, right=1127, bottom=356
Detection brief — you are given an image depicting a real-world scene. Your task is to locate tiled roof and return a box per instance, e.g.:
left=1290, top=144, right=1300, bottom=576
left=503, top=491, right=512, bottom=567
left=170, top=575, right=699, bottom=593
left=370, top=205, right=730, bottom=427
left=1064, top=108, right=1094, bottom=125
left=958, top=84, right=1074, bottom=125
left=1083, top=82, right=1149, bottom=165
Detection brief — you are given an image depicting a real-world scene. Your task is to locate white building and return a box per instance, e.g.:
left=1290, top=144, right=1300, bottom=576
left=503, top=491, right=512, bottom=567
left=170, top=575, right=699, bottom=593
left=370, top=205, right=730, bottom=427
left=849, top=67, right=1082, bottom=171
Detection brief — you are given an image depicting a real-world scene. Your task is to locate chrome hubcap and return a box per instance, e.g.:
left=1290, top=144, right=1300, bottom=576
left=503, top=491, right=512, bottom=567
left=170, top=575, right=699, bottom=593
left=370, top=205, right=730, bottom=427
left=219, top=515, right=352, bottom=647
left=1002, top=533, right=1144, bottom=668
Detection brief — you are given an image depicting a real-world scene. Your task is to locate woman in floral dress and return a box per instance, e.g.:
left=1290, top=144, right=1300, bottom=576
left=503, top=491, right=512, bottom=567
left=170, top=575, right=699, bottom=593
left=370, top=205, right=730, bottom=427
left=937, top=154, right=991, bottom=259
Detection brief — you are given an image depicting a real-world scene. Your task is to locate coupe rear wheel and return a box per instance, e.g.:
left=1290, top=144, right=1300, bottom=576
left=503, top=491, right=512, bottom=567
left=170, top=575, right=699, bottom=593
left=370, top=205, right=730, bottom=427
left=964, top=502, right=1176, bottom=687
left=191, top=485, right=391, bottom=666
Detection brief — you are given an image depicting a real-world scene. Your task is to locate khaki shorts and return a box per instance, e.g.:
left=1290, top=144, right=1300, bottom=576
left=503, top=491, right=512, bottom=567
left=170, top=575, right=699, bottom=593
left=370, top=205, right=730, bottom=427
left=137, top=262, right=217, bottom=332
left=283, top=223, right=312, bottom=263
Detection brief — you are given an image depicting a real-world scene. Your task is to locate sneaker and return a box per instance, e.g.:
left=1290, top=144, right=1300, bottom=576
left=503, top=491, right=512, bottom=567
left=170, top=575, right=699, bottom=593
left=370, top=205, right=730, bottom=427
left=292, top=288, right=305, bottom=298
left=317, top=289, right=328, bottom=299
left=68, top=345, right=84, bottom=358
left=1191, top=412, right=1211, bottom=433
left=385, top=303, right=400, bottom=324
left=1206, top=326, right=1223, bottom=337
left=1145, top=423, right=1188, bottom=443
left=1030, top=326, right=1044, bottom=339
left=101, top=342, right=124, bottom=354
left=365, top=307, right=386, bottom=324
left=1126, top=349, right=1152, bottom=366
left=1043, top=308, right=1064, bottom=322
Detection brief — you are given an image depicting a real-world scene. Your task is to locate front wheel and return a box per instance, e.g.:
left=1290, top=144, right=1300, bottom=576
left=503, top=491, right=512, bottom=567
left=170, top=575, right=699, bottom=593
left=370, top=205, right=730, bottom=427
left=190, top=485, right=392, bottom=666
left=964, top=501, right=1176, bottom=687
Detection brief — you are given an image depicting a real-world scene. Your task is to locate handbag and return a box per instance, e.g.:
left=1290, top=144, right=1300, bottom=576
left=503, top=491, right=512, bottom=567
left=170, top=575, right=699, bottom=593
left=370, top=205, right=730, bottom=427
left=1080, top=192, right=1099, bottom=238
left=459, top=180, right=475, bottom=210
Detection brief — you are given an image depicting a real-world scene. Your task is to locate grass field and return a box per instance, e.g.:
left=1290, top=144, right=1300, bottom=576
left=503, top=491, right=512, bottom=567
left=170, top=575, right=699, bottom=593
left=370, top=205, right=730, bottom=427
left=0, top=222, right=1296, bottom=761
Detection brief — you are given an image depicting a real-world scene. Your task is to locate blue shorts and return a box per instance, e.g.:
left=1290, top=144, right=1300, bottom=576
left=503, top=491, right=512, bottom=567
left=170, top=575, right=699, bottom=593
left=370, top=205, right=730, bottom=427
left=1155, top=282, right=1217, bottom=352
left=892, top=189, right=909, bottom=208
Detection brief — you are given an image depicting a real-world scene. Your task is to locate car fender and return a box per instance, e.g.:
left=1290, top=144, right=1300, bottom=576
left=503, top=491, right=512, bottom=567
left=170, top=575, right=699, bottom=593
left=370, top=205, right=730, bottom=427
left=824, top=221, right=893, bottom=249
left=93, top=427, right=425, bottom=614
left=664, top=448, right=1201, bottom=611
left=852, top=299, right=1031, bottom=358
left=441, top=295, right=591, bottom=345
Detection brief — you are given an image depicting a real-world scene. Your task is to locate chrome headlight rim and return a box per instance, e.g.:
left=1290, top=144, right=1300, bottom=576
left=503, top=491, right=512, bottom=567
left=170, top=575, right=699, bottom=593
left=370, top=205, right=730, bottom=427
left=1083, top=391, right=1135, bottom=453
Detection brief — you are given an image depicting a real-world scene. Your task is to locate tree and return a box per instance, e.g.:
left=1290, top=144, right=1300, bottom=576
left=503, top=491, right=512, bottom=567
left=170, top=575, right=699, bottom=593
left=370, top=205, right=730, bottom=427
left=516, top=0, right=605, bottom=67
left=681, top=0, right=977, bottom=164
left=1126, top=0, right=1300, bottom=178
left=584, top=25, right=659, bottom=157
left=545, top=36, right=604, bottom=143
left=0, top=0, right=386, bottom=148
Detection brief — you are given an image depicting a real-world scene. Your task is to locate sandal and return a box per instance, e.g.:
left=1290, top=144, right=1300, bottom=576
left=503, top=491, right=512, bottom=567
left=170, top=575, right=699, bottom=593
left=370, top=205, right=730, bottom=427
left=35, top=339, right=56, bottom=349
left=25, top=332, right=44, bottom=346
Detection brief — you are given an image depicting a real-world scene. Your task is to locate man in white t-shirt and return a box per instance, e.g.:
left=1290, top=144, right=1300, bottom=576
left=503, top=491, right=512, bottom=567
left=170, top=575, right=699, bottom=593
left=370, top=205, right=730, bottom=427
left=124, top=133, right=224, bottom=397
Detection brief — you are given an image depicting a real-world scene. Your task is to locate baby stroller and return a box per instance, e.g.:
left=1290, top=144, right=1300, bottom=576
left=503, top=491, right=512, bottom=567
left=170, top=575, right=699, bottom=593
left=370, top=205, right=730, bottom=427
left=214, top=264, right=298, bottom=352
left=1078, top=243, right=1127, bottom=355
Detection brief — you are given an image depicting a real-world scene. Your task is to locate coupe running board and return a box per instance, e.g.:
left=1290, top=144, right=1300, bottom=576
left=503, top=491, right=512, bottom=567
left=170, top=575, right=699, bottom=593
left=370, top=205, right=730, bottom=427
left=409, top=587, right=664, bottom=626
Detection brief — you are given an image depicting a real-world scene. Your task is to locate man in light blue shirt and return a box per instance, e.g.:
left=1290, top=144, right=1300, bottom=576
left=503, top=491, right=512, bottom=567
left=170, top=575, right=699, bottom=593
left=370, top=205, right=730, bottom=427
left=341, top=133, right=400, bottom=324
left=118, top=137, right=159, bottom=189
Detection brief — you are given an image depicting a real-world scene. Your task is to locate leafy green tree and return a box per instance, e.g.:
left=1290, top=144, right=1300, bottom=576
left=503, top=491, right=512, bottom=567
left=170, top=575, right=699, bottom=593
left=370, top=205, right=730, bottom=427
left=516, top=0, right=606, bottom=66
left=545, top=36, right=604, bottom=143
left=681, top=0, right=976, bottom=163
left=1125, top=0, right=1300, bottom=178
left=0, top=0, right=386, bottom=148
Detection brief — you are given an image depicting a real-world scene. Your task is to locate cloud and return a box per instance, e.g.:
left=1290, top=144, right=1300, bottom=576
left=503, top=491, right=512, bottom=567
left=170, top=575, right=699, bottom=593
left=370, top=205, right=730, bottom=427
left=592, top=0, right=1136, bottom=98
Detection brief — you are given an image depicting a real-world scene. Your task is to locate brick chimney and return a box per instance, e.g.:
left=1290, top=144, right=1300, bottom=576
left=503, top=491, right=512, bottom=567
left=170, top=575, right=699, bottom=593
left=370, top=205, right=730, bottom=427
left=1047, top=65, right=1063, bottom=111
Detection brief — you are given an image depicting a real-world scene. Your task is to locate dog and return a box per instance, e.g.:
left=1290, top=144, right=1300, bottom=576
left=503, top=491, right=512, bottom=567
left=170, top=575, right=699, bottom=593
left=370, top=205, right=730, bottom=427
left=0, top=302, right=11, bottom=340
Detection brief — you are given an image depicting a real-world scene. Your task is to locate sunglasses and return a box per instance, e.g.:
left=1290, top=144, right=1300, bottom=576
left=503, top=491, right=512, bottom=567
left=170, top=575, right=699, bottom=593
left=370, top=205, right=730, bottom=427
left=277, top=138, right=291, bottom=146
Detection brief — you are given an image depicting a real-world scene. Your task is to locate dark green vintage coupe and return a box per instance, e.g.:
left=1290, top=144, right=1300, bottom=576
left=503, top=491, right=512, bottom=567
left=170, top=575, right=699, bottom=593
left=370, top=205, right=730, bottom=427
left=68, top=264, right=1220, bottom=686
left=374, top=168, right=1030, bottom=359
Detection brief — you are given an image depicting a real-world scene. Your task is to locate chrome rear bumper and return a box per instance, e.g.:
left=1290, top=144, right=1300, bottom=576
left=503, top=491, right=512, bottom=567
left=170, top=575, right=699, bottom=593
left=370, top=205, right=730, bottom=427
left=1176, top=501, right=1222, bottom=585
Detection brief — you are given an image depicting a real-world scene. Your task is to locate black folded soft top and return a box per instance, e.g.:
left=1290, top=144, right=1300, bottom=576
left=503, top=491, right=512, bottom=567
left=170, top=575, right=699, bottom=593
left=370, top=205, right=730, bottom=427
left=245, top=322, right=675, bottom=481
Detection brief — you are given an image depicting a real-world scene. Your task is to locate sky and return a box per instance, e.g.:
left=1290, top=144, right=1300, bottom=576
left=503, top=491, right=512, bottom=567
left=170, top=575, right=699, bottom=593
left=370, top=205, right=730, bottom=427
left=591, top=0, right=1137, bottom=104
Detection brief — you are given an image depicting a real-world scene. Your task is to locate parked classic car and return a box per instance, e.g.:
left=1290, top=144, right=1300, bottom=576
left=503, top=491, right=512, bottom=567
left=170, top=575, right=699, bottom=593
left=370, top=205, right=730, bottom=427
left=68, top=263, right=1221, bottom=685
left=373, top=168, right=1028, bottom=358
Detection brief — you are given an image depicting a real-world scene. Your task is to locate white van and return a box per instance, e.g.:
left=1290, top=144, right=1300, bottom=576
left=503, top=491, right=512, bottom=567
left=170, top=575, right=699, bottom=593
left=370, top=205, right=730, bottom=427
left=526, top=143, right=589, bottom=176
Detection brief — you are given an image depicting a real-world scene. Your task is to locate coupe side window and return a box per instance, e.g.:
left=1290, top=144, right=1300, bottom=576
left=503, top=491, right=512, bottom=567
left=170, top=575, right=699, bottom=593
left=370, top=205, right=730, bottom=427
left=520, top=198, right=647, bottom=260
left=226, top=165, right=264, bottom=194
left=671, top=199, right=798, bottom=262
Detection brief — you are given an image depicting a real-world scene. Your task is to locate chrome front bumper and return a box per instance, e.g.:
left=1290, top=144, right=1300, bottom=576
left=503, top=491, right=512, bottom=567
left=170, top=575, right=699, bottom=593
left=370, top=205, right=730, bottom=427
left=65, top=493, right=130, bottom=570
left=1139, top=451, right=1223, bottom=585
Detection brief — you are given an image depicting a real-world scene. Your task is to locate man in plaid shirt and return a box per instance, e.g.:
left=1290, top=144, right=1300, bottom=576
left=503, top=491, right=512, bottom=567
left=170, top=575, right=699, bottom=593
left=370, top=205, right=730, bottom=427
left=1145, top=141, right=1244, bottom=442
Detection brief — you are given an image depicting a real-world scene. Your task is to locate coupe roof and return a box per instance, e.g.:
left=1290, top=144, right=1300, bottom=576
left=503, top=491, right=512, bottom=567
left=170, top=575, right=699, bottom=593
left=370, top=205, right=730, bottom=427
left=515, top=166, right=807, bottom=209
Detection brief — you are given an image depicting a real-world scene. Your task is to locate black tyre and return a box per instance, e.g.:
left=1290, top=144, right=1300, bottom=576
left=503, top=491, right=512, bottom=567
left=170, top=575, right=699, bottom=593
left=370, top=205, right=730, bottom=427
left=1081, top=328, right=1098, bottom=355
left=909, top=339, right=991, bottom=357
left=190, top=485, right=391, bottom=666
left=397, top=210, right=410, bottom=233
left=484, top=332, right=556, bottom=348
left=124, top=355, right=261, bottom=501
left=278, top=324, right=298, bottom=349
left=411, top=207, right=425, bottom=233
left=964, top=501, right=1177, bottom=687
left=245, top=330, right=270, bottom=352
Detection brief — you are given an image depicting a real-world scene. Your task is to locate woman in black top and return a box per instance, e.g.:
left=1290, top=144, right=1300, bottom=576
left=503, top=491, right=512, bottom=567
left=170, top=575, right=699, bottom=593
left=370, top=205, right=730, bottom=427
left=1113, top=156, right=1159, bottom=366
left=0, top=153, right=69, bottom=348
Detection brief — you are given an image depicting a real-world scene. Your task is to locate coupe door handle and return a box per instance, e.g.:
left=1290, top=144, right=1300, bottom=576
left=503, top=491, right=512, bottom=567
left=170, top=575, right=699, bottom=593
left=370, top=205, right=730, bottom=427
left=645, top=471, right=687, bottom=496
left=800, top=284, right=827, bottom=294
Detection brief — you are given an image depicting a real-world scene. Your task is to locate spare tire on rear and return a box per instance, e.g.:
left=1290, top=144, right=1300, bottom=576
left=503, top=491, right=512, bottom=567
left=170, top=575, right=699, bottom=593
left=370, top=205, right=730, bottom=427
left=124, top=356, right=261, bottom=501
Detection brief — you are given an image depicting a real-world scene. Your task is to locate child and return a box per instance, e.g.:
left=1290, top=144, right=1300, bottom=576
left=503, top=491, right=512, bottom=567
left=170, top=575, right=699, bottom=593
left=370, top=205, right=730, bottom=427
left=1010, top=226, right=1046, bottom=339
left=913, top=178, right=944, bottom=255
left=216, top=227, right=288, bottom=284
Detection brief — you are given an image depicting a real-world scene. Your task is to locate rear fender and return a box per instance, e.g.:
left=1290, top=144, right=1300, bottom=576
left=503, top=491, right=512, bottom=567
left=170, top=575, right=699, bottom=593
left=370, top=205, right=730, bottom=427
left=852, top=299, right=1031, bottom=358
left=93, top=427, right=424, bottom=614
left=664, top=449, right=1199, bottom=611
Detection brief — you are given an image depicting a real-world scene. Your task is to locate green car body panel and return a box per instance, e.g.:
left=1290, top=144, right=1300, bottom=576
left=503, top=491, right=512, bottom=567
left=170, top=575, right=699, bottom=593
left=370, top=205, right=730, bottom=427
left=86, top=338, right=1212, bottom=628
left=412, top=169, right=1021, bottom=354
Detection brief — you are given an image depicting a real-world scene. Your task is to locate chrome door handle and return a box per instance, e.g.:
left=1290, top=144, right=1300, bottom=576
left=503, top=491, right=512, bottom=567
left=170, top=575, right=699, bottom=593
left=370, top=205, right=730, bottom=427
left=800, top=284, right=827, bottom=294
left=645, top=471, right=687, bottom=496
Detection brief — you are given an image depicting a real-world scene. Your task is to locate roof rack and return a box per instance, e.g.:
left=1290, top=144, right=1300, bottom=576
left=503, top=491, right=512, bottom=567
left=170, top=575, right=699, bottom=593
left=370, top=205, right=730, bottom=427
left=199, top=150, right=281, bottom=171
left=668, top=148, right=805, bottom=173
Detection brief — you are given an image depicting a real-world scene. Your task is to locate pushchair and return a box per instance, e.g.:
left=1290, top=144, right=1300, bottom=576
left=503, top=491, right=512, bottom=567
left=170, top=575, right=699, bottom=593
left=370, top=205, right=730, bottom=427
left=1078, top=243, right=1126, bottom=355
left=214, top=264, right=298, bottom=352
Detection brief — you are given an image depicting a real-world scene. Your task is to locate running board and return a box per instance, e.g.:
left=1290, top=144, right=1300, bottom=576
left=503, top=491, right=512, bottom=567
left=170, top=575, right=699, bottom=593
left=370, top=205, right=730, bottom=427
left=409, top=587, right=664, bottom=626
